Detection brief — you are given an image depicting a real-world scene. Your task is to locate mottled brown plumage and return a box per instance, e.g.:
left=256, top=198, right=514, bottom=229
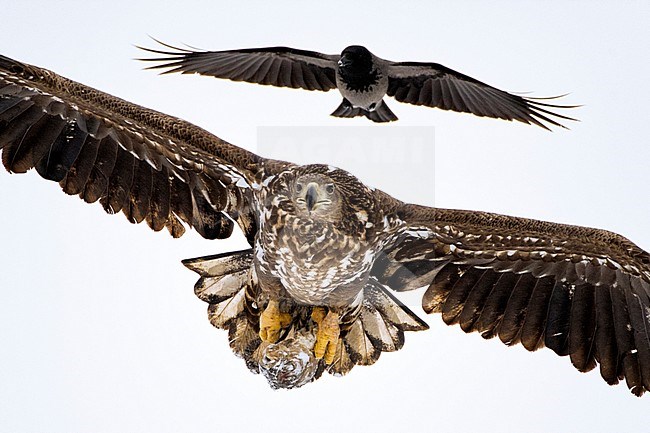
left=1, top=53, right=649, bottom=395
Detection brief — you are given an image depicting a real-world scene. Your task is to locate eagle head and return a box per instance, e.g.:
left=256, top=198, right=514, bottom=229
left=292, top=173, right=342, bottom=221
left=271, top=164, right=377, bottom=238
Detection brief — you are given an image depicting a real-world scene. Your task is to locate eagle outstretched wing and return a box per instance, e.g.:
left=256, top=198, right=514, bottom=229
left=0, top=54, right=285, bottom=244
left=386, top=62, right=577, bottom=130
left=138, top=41, right=339, bottom=92
left=373, top=203, right=650, bottom=396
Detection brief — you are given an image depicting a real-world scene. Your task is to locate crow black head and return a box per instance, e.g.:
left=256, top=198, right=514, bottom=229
left=339, top=45, right=373, bottom=73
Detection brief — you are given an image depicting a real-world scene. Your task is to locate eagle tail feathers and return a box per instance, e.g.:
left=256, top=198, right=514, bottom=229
left=183, top=249, right=262, bottom=367
left=331, top=278, right=429, bottom=374
left=183, top=250, right=429, bottom=384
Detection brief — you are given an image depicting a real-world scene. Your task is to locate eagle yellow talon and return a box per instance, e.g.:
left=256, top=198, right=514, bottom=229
left=312, top=308, right=340, bottom=364
left=311, top=306, right=327, bottom=323
left=259, top=300, right=292, bottom=343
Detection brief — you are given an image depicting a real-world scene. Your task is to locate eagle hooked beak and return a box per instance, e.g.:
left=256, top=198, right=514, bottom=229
left=306, top=184, right=318, bottom=212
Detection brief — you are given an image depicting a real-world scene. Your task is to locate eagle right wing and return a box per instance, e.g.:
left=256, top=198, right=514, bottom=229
left=138, top=40, right=339, bottom=92
left=373, top=203, right=650, bottom=396
left=0, top=53, right=285, bottom=244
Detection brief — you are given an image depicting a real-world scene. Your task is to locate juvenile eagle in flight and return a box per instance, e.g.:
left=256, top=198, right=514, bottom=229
left=139, top=41, right=577, bottom=128
left=1, top=54, right=649, bottom=395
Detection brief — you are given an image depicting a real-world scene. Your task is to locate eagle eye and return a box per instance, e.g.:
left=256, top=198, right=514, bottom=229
left=326, top=184, right=335, bottom=194
left=295, top=183, right=303, bottom=193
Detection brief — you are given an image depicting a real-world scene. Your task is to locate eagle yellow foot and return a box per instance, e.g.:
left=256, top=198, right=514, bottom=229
left=311, top=307, right=340, bottom=365
left=259, top=299, right=292, bottom=343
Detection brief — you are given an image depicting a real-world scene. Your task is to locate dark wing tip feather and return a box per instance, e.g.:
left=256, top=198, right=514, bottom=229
left=135, top=38, right=211, bottom=75
left=522, top=95, right=582, bottom=129
left=135, top=39, right=205, bottom=75
left=136, top=36, right=202, bottom=54
left=490, top=92, right=580, bottom=131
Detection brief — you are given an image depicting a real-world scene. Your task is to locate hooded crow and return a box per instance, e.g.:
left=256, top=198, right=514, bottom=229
left=139, top=41, right=577, bottom=129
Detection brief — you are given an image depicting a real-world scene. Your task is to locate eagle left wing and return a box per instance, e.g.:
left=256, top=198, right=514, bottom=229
left=372, top=203, right=650, bottom=396
left=0, top=53, right=285, bottom=244
left=386, top=61, right=577, bottom=130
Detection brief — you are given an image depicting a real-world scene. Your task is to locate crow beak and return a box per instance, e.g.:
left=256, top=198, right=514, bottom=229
left=306, top=184, right=318, bottom=212
left=338, top=55, right=351, bottom=68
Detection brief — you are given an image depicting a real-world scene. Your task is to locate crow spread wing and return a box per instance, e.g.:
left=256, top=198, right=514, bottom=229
left=138, top=40, right=339, bottom=92
left=387, top=62, right=577, bottom=130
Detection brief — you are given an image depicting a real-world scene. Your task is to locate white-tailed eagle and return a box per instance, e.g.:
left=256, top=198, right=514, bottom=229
left=1, top=54, right=648, bottom=395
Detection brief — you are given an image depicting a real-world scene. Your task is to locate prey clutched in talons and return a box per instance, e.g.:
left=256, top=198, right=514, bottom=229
left=259, top=299, right=292, bottom=343
left=311, top=307, right=340, bottom=364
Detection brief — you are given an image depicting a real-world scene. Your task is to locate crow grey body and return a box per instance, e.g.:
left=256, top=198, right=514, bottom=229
left=331, top=45, right=395, bottom=122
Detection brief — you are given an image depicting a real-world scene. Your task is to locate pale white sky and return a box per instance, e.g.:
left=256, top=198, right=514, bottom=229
left=1, top=1, right=649, bottom=432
